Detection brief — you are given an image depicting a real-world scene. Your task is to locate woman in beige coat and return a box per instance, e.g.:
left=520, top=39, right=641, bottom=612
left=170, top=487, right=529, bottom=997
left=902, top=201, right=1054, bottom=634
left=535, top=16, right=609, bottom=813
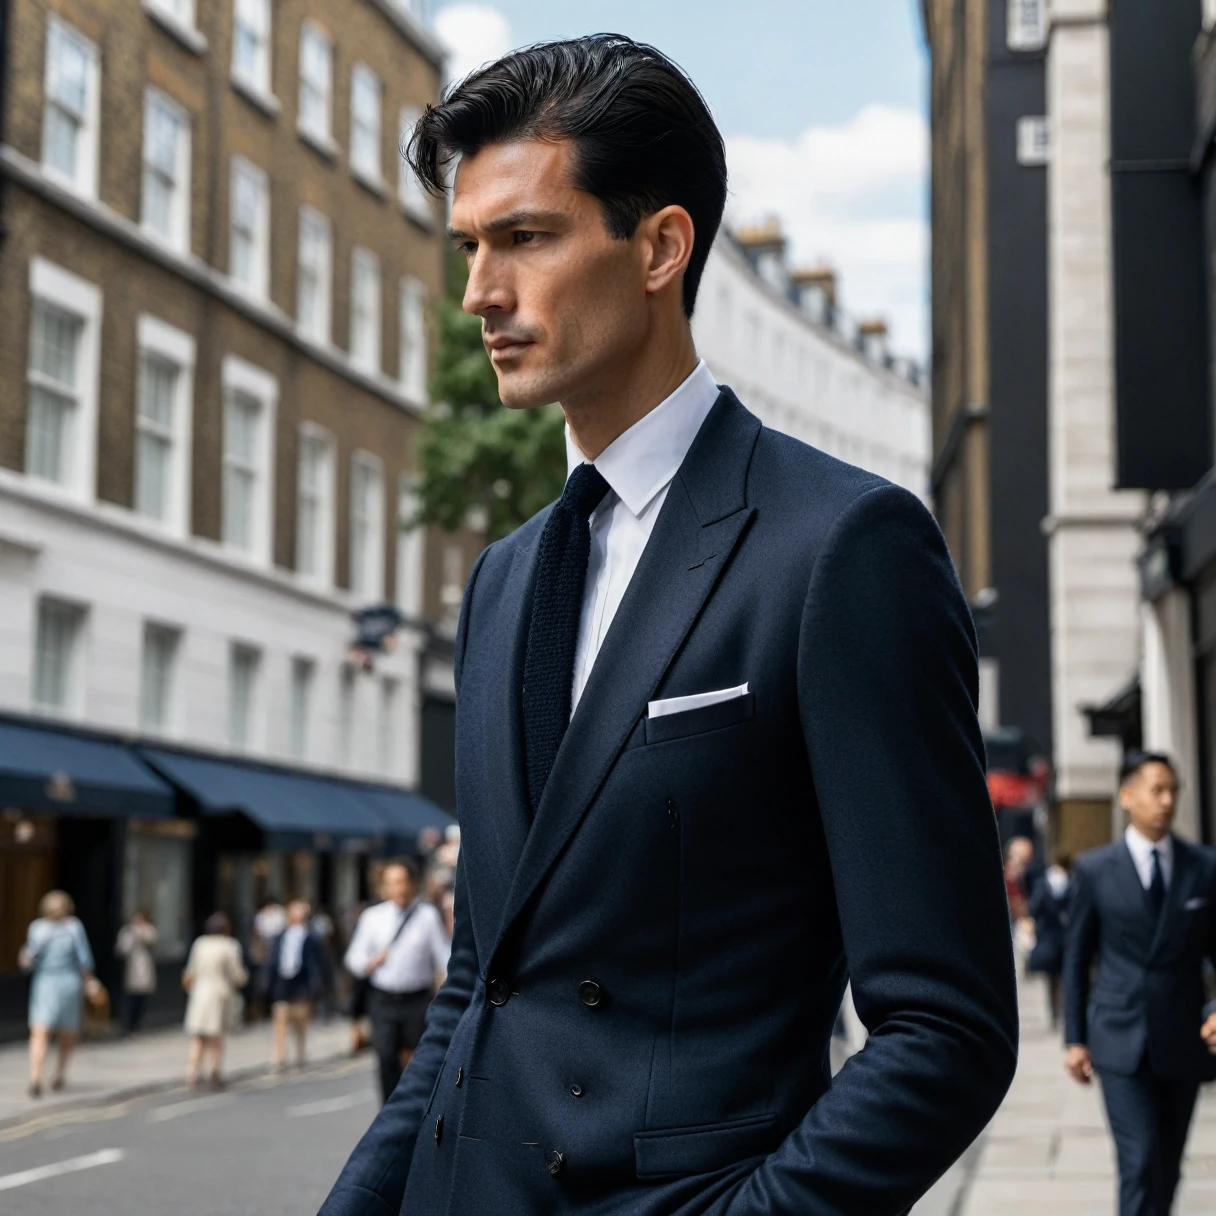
left=182, top=912, right=247, bottom=1088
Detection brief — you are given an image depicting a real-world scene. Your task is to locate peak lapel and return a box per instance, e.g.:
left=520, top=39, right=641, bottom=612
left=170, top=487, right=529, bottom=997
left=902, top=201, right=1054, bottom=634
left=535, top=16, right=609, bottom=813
left=1150, top=837, right=1195, bottom=957
left=486, top=390, right=762, bottom=966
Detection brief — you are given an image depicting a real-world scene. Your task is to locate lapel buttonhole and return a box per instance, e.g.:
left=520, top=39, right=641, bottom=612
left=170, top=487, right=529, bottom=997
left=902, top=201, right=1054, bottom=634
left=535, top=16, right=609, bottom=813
left=688, top=551, right=718, bottom=571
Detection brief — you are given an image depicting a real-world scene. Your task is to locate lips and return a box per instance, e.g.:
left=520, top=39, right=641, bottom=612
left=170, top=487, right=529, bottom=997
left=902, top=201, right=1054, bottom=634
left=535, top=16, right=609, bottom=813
left=486, top=338, right=532, bottom=362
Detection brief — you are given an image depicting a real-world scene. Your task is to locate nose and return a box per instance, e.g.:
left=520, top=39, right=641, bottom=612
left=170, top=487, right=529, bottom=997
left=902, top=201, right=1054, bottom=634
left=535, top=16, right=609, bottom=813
left=463, top=247, right=514, bottom=319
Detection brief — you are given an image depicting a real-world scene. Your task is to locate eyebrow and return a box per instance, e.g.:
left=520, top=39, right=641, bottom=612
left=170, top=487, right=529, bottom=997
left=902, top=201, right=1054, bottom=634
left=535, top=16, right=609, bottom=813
left=446, top=210, right=567, bottom=242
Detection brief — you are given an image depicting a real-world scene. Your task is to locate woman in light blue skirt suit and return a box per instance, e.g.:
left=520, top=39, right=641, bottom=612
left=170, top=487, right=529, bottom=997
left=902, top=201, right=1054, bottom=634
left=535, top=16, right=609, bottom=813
left=19, top=890, right=95, bottom=1097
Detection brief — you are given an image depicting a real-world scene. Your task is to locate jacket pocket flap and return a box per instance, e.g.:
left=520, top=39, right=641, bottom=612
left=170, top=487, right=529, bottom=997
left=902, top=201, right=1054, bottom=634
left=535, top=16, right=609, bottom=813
left=634, top=1112, right=777, bottom=1178
left=643, top=692, right=755, bottom=747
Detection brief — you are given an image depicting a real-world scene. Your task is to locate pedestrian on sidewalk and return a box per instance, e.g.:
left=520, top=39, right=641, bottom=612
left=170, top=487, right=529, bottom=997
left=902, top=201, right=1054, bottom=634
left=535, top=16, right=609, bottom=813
left=18, top=890, right=96, bottom=1098
left=182, top=912, right=248, bottom=1090
left=343, top=859, right=449, bottom=1104
left=115, top=909, right=158, bottom=1036
left=1063, top=750, right=1216, bottom=1216
left=250, top=895, right=286, bottom=1021
left=1027, top=855, right=1071, bottom=1028
left=266, top=900, right=323, bottom=1069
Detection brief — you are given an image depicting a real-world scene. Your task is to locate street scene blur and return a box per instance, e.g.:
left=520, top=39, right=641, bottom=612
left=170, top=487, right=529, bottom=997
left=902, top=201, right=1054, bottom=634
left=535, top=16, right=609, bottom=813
left=0, top=0, right=1214, bottom=1212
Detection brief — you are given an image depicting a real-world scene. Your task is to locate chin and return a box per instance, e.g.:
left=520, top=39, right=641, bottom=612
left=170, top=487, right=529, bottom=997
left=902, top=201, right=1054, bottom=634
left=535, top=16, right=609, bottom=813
left=496, top=367, right=566, bottom=411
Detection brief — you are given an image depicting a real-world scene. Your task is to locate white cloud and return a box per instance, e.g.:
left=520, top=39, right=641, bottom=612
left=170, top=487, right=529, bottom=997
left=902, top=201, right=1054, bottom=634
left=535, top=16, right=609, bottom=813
left=433, top=5, right=513, bottom=86
left=725, top=104, right=929, bottom=359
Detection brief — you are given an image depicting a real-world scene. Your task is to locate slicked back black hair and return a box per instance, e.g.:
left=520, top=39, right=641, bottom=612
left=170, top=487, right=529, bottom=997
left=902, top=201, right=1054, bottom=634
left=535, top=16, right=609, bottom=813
left=1118, top=750, right=1176, bottom=787
left=408, top=34, right=727, bottom=318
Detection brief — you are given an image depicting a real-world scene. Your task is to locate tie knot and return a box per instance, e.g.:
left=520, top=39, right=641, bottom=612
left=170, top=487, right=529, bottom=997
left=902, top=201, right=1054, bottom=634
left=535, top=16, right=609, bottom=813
left=562, top=463, right=610, bottom=520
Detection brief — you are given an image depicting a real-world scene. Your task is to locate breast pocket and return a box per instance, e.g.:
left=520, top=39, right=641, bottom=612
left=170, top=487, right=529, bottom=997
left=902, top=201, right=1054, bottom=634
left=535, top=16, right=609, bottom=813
left=643, top=692, right=755, bottom=746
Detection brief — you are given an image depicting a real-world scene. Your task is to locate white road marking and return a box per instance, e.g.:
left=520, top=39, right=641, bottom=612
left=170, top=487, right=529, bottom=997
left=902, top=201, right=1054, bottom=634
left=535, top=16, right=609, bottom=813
left=147, top=1093, right=235, bottom=1123
left=285, top=1091, right=373, bottom=1118
left=0, top=1148, right=125, bottom=1192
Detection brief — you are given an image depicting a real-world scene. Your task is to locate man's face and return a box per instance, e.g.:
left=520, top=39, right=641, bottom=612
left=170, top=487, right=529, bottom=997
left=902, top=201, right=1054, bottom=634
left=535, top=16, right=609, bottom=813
left=449, top=138, right=650, bottom=410
left=1122, top=761, right=1177, bottom=841
left=287, top=901, right=309, bottom=926
left=382, top=865, right=414, bottom=906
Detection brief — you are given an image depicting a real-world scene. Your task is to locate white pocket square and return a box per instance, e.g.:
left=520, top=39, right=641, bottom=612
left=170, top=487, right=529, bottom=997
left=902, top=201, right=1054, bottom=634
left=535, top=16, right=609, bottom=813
left=647, top=683, right=749, bottom=720
left=1185, top=897, right=1209, bottom=911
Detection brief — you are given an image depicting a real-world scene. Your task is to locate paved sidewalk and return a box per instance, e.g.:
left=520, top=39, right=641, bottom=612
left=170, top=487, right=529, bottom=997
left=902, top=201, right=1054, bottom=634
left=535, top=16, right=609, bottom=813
left=957, top=975, right=1216, bottom=1215
left=0, top=1017, right=354, bottom=1129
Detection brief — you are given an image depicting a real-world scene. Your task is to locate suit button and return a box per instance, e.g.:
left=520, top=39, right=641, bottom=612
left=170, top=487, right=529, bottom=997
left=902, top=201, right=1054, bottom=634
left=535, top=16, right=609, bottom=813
left=434, top=1115, right=444, bottom=1145
left=578, top=980, right=603, bottom=1007
left=569, top=1083, right=584, bottom=1097
left=546, top=1149, right=566, bottom=1176
left=488, top=977, right=510, bottom=1006
left=455, top=1065, right=463, bottom=1088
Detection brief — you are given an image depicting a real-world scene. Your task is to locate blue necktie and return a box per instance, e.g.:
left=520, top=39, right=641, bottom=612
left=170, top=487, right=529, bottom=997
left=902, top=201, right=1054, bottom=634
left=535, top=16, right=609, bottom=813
left=1148, top=847, right=1166, bottom=919
left=521, top=463, right=610, bottom=816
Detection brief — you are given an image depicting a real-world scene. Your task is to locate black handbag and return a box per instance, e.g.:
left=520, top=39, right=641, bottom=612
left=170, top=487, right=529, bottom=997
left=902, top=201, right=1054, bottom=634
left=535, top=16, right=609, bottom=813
left=345, top=902, right=421, bottom=1019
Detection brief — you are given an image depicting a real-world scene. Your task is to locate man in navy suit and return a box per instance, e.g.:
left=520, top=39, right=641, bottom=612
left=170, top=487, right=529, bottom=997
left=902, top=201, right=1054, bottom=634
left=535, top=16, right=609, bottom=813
left=1063, top=752, right=1216, bottom=1215
left=319, top=34, right=1017, bottom=1216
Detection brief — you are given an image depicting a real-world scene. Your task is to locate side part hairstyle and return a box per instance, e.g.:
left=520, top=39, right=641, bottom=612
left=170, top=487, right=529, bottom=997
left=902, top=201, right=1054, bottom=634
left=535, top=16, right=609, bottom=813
left=407, top=33, right=728, bottom=318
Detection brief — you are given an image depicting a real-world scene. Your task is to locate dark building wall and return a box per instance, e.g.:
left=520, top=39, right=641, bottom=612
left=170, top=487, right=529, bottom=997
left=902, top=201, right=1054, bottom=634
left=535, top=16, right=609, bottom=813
left=984, top=3, right=1053, bottom=757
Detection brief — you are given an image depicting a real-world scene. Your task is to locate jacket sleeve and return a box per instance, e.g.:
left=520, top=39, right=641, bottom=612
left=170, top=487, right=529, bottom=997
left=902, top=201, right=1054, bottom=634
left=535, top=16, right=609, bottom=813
left=318, top=549, right=487, bottom=1216
left=725, top=483, right=1018, bottom=1216
left=1062, top=861, right=1098, bottom=1047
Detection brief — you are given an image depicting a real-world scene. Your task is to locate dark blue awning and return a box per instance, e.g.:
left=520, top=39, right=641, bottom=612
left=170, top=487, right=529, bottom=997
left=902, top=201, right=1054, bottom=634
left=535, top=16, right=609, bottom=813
left=140, top=748, right=388, bottom=852
left=0, top=720, right=174, bottom=818
left=357, top=785, right=456, bottom=852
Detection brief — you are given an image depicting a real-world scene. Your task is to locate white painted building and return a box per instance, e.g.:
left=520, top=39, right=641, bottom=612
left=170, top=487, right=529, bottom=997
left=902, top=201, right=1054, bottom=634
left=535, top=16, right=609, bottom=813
left=1044, top=0, right=1146, bottom=815
left=694, top=229, right=930, bottom=501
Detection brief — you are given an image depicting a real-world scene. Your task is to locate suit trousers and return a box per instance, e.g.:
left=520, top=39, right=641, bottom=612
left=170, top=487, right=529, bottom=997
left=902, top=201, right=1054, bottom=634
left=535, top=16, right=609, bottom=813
left=1099, top=1065, right=1200, bottom=1216
left=368, top=988, right=432, bottom=1105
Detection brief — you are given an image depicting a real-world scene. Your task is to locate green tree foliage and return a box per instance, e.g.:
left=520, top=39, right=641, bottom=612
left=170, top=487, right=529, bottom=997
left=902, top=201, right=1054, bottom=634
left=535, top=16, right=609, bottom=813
left=412, top=252, right=566, bottom=543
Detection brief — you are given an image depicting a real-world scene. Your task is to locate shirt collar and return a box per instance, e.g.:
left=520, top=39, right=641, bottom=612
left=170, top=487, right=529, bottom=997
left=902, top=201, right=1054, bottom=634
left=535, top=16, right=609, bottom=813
left=1125, top=823, right=1172, bottom=864
left=564, top=359, right=720, bottom=519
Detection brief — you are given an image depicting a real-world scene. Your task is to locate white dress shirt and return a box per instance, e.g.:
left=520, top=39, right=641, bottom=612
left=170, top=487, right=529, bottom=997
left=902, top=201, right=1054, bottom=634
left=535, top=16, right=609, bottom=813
left=278, top=923, right=307, bottom=979
left=344, top=898, right=451, bottom=995
left=567, top=359, right=720, bottom=710
left=1125, top=824, right=1174, bottom=889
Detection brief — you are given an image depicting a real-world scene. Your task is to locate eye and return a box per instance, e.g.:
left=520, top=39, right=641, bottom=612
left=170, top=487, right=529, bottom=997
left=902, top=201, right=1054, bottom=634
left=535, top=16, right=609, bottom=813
left=513, top=231, right=536, bottom=245
left=456, top=240, right=477, bottom=257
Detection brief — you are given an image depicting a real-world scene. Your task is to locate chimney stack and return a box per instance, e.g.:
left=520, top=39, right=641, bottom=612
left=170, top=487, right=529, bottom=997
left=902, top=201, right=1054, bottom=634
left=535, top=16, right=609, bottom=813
left=857, top=318, right=890, bottom=365
left=734, top=219, right=789, bottom=292
left=790, top=265, right=837, bottom=326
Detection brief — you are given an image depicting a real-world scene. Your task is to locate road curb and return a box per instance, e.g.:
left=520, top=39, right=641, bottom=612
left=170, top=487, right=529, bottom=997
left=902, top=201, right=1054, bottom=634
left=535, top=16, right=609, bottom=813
left=0, top=1045, right=359, bottom=1136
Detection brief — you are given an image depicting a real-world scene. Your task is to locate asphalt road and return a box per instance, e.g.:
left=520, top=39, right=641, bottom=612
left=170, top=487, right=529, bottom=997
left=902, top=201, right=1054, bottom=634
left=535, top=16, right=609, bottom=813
left=0, top=1057, right=379, bottom=1215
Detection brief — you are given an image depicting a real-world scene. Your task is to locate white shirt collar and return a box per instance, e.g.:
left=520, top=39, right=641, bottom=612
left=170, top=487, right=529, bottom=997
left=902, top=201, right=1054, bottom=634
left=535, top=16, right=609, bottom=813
left=1125, top=823, right=1172, bottom=869
left=564, top=360, right=720, bottom=519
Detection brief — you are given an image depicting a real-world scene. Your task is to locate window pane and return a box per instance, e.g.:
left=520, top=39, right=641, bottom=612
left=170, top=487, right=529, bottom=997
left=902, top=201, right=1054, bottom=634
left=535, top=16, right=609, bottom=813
left=33, top=600, right=82, bottom=712
left=289, top=657, right=313, bottom=758
left=229, top=645, right=259, bottom=747
left=136, top=431, right=172, bottom=521
left=140, top=624, right=179, bottom=731
left=48, top=27, right=89, bottom=117
left=44, top=106, right=80, bottom=178
left=31, top=303, right=82, bottom=387
left=144, top=100, right=180, bottom=176
left=139, top=355, right=177, bottom=430
left=224, top=465, right=255, bottom=550
left=123, top=834, right=191, bottom=959
left=225, top=392, right=259, bottom=464
left=27, top=385, right=74, bottom=483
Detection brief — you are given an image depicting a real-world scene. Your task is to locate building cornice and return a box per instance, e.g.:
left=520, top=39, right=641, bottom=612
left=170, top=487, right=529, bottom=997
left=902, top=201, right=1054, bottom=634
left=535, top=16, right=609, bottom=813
left=365, top=0, right=446, bottom=73
left=0, top=144, right=428, bottom=420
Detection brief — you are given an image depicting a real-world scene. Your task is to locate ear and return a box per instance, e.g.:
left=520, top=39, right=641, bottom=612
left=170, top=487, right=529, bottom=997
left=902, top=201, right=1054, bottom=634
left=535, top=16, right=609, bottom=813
left=642, top=205, right=695, bottom=298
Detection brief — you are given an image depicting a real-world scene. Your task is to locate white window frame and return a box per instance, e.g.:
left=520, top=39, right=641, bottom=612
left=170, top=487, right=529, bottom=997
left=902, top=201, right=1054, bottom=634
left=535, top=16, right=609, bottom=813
left=397, top=106, right=431, bottom=223
left=1016, top=116, right=1051, bottom=167
left=349, top=450, right=385, bottom=601
left=395, top=474, right=423, bottom=619
left=1007, top=0, right=1047, bottom=52
left=229, top=155, right=270, bottom=299
left=296, top=422, right=335, bottom=587
left=398, top=276, right=427, bottom=402
left=350, top=248, right=382, bottom=373
left=221, top=355, right=278, bottom=564
left=32, top=597, right=88, bottom=719
left=144, top=0, right=204, bottom=50
left=139, top=620, right=182, bottom=735
left=141, top=87, right=192, bottom=253
left=350, top=63, right=383, bottom=185
left=228, top=641, right=262, bottom=750
left=296, top=206, right=332, bottom=343
left=41, top=16, right=100, bottom=198
left=298, top=21, right=334, bottom=148
left=135, top=314, right=195, bottom=535
left=26, top=258, right=102, bottom=503
left=231, top=0, right=272, bottom=96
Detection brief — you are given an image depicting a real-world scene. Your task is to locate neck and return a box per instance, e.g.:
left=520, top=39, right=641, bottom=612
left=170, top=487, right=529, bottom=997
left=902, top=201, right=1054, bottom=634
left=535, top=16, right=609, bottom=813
left=562, top=322, right=698, bottom=461
left=1130, top=821, right=1169, bottom=844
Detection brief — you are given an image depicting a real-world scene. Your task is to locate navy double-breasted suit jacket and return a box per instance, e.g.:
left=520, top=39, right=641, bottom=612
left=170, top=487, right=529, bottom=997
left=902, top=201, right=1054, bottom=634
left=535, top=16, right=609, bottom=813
left=1063, top=835, right=1216, bottom=1080
left=320, top=388, right=1018, bottom=1215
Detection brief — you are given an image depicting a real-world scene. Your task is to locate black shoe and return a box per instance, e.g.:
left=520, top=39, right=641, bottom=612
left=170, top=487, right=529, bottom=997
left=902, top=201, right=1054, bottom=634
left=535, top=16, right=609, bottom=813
left=28, top=1082, right=42, bottom=1099
left=50, top=1076, right=64, bottom=1092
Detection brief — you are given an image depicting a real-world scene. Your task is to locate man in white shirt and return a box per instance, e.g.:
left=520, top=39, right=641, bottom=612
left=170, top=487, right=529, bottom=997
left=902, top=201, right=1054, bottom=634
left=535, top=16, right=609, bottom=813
left=345, top=861, right=450, bottom=1104
left=1064, top=752, right=1216, bottom=1216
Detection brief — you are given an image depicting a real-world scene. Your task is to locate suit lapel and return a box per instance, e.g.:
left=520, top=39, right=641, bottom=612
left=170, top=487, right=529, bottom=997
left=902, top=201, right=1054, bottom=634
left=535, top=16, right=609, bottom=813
left=460, top=514, right=545, bottom=962
left=1151, top=835, right=1196, bottom=957
left=485, top=390, right=762, bottom=966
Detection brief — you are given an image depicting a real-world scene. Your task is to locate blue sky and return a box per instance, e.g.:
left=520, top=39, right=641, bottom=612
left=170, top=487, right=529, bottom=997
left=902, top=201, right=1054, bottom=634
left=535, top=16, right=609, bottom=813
left=431, top=2, right=930, bottom=359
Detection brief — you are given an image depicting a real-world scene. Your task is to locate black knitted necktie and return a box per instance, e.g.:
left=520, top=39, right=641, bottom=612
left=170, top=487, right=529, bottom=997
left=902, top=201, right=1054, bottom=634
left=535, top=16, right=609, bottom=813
left=1148, top=847, right=1166, bottom=919
left=522, top=462, right=610, bottom=816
